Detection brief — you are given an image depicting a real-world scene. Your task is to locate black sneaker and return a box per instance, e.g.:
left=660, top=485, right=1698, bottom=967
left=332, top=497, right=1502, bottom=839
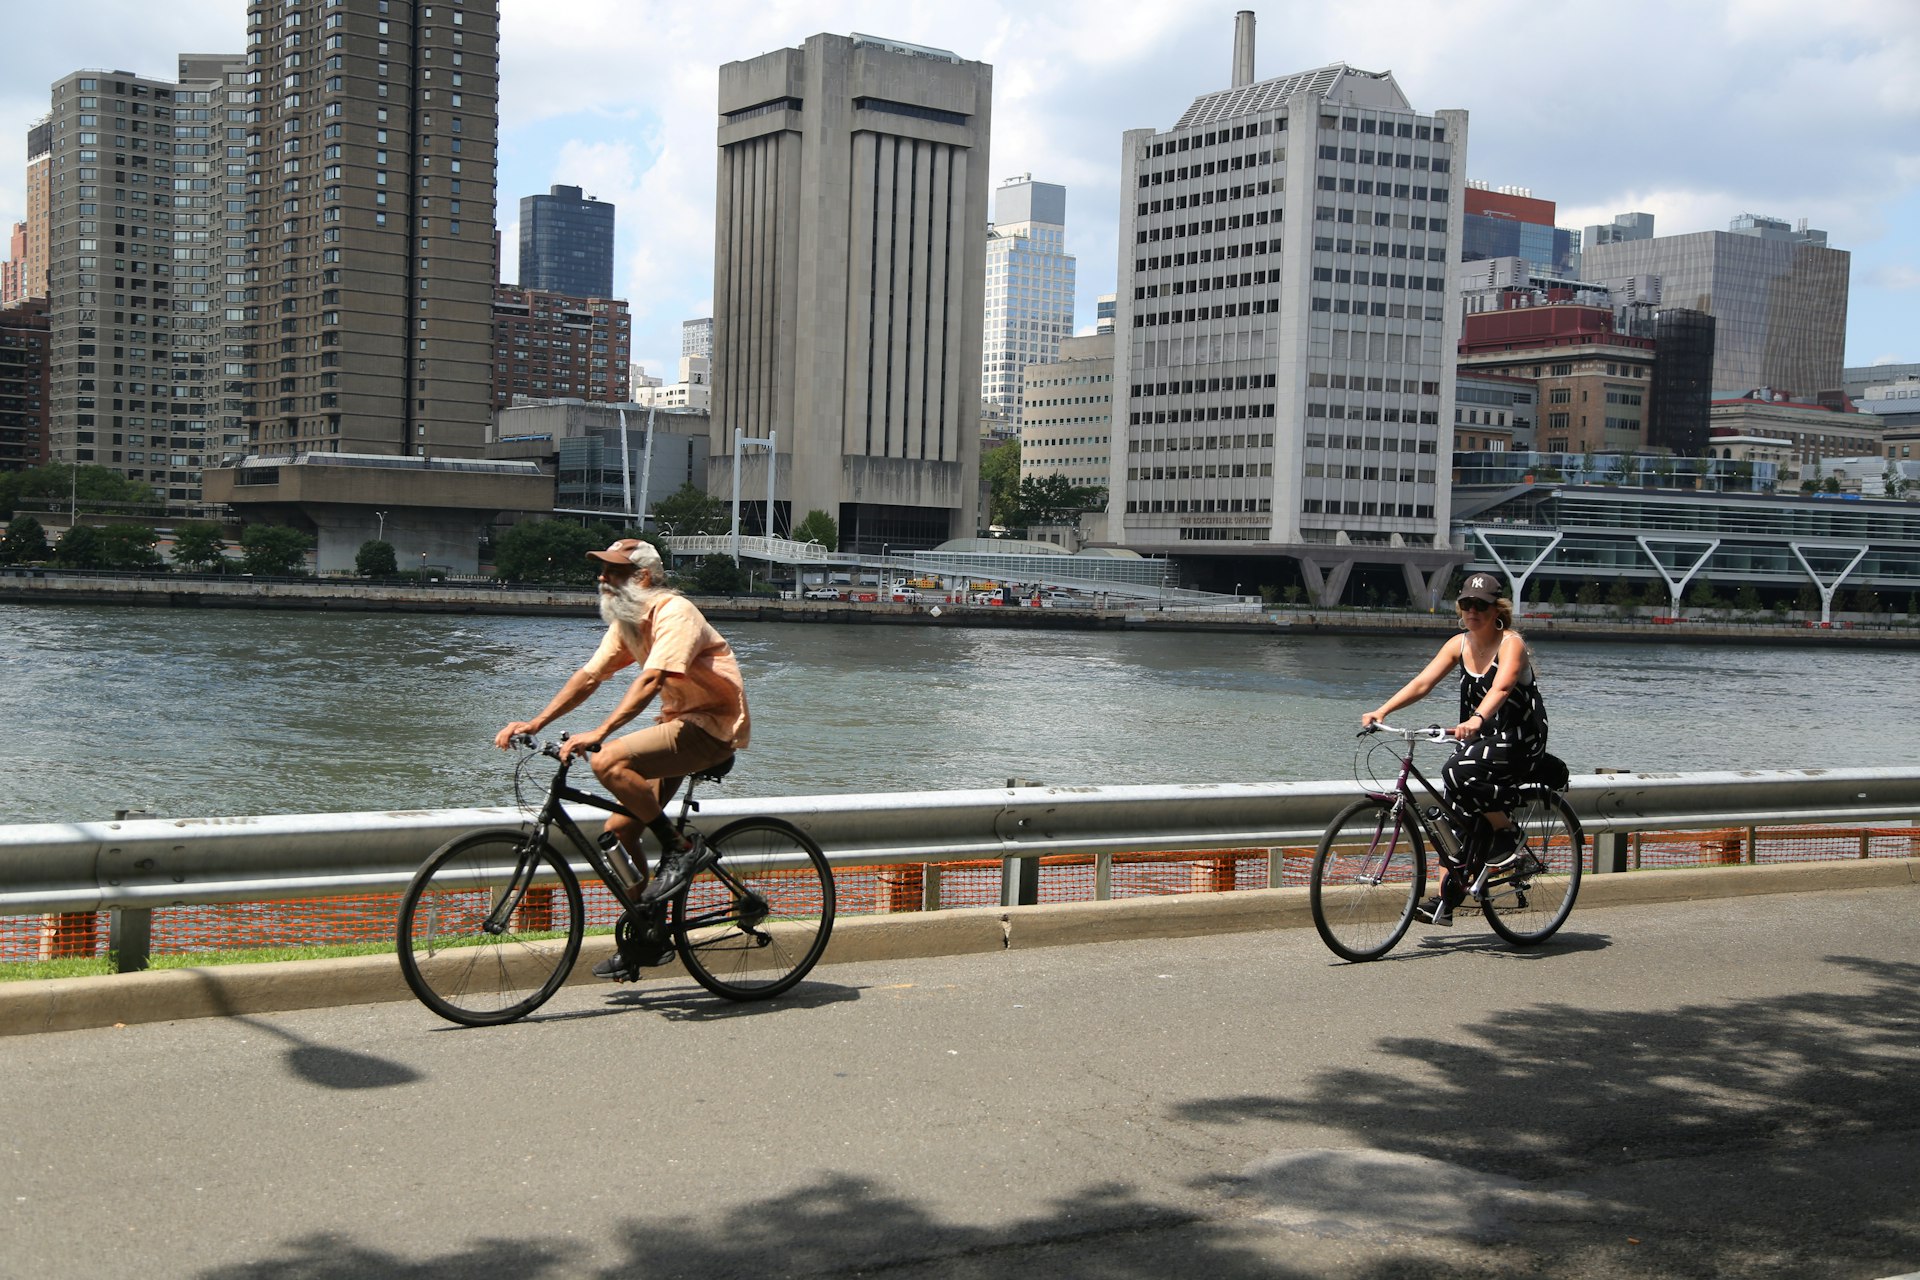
left=639, top=835, right=715, bottom=905
left=592, top=951, right=639, bottom=982
left=1414, top=895, right=1454, bottom=927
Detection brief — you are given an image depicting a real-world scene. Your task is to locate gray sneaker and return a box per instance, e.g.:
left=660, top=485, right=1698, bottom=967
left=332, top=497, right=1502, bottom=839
left=639, top=835, right=716, bottom=905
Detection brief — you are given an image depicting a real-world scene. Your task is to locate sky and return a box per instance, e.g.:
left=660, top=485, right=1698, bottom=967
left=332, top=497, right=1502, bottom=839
left=1, top=0, right=1915, bottom=383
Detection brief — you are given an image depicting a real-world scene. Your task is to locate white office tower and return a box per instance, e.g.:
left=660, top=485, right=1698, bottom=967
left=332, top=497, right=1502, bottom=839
left=982, top=176, right=1075, bottom=426
left=1110, top=14, right=1468, bottom=605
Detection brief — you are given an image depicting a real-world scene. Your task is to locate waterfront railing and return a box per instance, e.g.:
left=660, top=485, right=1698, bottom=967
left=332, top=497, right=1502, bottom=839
left=3, top=769, right=1916, bottom=971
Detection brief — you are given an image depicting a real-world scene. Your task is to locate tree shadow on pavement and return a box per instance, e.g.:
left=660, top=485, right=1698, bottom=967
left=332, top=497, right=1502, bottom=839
left=1176, top=953, right=1920, bottom=1278
left=198, top=1175, right=1299, bottom=1280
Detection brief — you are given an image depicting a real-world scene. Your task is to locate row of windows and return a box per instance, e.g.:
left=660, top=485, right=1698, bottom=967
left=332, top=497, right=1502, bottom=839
left=1321, top=117, right=1444, bottom=142
left=1131, top=463, right=1275, bottom=480
left=1139, top=148, right=1281, bottom=192
left=1315, top=177, right=1448, bottom=204
left=1310, top=375, right=1441, bottom=395
left=1305, top=435, right=1440, bottom=454
left=1133, top=375, right=1278, bottom=396
left=1131, top=432, right=1276, bottom=452
left=1302, top=500, right=1437, bottom=517
left=1132, top=405, right=1278, bottom=424
left=1307, top=404, right=1444, bottom=424
left=1128, top=498, right=1277, bottom=514
left=1312, top=268, right=1445, bottom=290
left=1135, top=301, right=1282, bottom=327
left=1316, top=144, right=1449, bottom=172
left=1304, top=462, right=1437, bottom=483
left=1145, top=119, right=1284, bottom=158
left=1137, top=271, right=1272, bottom=298
left=1312, top=299, right=1448, bottom=322
left=1137, top=239, right=1276, bottom=270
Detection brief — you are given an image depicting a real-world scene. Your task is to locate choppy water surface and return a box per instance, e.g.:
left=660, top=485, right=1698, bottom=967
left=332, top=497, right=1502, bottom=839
left=2, top=603, right=1915, bottom=823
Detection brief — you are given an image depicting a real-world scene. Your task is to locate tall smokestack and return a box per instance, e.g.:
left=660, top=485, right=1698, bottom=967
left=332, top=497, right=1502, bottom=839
left=1232, top=10, right=1256, bottom=88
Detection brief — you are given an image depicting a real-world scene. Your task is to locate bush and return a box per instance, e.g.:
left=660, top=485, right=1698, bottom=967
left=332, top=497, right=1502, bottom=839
left=0, top=515, right=49, bottom=564
left=691, top=555, right=746, bottom=595
left=171, top=521, right=230, bottom=573
left=355, top=539, right=399, bottom=577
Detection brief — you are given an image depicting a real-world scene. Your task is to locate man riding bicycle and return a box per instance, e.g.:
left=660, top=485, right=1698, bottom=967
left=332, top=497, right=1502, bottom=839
left=495, top=538, right=750, bottom=973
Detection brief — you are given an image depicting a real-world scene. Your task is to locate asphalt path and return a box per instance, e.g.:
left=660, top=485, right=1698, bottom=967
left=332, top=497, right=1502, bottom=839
left=4, top=885, right=1918, bottom=1280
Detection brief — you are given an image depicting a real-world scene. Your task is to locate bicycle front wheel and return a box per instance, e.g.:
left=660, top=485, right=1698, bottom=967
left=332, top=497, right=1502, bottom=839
left=1310, top=798, right=1426, bottom=962
left=1480, top=788, right=1583, bottom=946
left=396, top=829, right=584, bottom=1026
left=674, top=817, right=835, bottom=1001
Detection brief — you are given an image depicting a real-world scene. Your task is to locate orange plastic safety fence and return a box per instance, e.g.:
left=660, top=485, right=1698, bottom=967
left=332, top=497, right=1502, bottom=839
left=3, top=826, right=1916, bottom=966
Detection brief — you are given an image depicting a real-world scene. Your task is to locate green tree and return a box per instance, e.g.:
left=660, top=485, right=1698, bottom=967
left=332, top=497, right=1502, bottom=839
left=980, top=439, right=1021, bottom=527
left=1605, top=576, right=1638, bottom=615
left=356, top=539, right=399, bottom=577
left=53, top=523, right=107, bottom=569
left=1795, top=584, right=1821, bottom=615
left=1734, top=583, right=1763, bottom=615
left=1686, top=577, right=1723, bottom=610
left=0, top=515, right=49, bottom=564
left=239, top=524, right=312, bottom=576
left=1013, top=473, right=1105, bottom=527
left=792, top=508, right=839, bottom=552
left=1575, top=579, right=1604, bottom=607
left=1821, top=473, right=1842, bottom=494
left=1548, top=582, right=1567, bottom=608
left=0, top=463, right=161, bottom=521
left=651, top=482, right=726, bottom=537
left=170, top=521, right=229, bottom=574
left=690, top=555, right=746, bottom=595
left=490, top=519, right=632, bottom=583
left=98, top=525, right=162, bottom=571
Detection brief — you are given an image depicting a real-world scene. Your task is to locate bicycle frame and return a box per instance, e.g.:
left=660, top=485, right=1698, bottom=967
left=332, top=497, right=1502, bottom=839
left=1361, top=735, right=1469, bottom=867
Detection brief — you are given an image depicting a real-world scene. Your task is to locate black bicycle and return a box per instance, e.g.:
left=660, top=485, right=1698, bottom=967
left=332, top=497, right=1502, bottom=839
left=1309, top=723, right=1583, bottom=962
left=396, top=734, right=835, bottom=1026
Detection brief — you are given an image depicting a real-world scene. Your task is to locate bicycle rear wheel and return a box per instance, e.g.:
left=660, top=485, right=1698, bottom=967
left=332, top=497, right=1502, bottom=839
left=1480, top=788, right=1583, bottom=947
left=674, top=817, right=835, bottom=1000
left=396, top=829, right=584, bottom=1026
left=1310, top=798, right=1425, bottom=962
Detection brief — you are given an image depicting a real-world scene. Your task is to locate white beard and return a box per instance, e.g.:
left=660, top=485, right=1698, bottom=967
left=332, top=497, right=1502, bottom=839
left=597, top=575, right=674, bottom=652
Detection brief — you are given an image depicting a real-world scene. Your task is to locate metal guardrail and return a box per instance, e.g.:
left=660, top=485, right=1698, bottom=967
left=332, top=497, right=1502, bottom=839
left=3, top=768, right=1917, bottom=919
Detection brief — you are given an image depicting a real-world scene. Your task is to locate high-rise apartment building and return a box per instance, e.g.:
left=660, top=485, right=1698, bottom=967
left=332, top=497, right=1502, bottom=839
left=0, top=224, right=26, bottom=307
left=1095, top=292, right=1115, bottom=334
left=490, top=286, right=630, bottom=407
left=1584, top=213, right=1849, bottom=399
left=1111, top=19, right=1466, bottom=603
left=712, top=32, right=991, bottom=549
left=681, top=316, right=712, bottom=359
left=44, top=57, right=238, bottom=501
left=0, top=299, right=51, bottom=469
left=518, top=183, right=613, bottom=299
left=20, top=118, right=53, bottom=304
left=982, top=175, right=1075, bottom=426
left=237, top=0, right=500, bottom=460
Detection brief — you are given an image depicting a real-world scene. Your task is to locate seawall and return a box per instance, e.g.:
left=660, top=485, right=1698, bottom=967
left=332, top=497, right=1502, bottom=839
left=3, top=571, right=1918, bottom=646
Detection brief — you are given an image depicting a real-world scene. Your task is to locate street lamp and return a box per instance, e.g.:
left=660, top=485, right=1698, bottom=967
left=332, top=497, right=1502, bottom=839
left=420, top=551, right=428, bottom=582
left=1234, top=580, right=1241, bottom=600
left=882, top=543, right=889, bottom=595
left=374, top=510, right=388, bottom=543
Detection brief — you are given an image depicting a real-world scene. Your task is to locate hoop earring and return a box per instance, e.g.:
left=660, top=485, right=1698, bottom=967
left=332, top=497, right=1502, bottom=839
left=1495, top=616, right=1507, bottom=630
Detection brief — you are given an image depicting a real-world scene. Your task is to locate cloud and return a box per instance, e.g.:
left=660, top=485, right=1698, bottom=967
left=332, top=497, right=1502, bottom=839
left=1864, top=264, right=1920, bottom=291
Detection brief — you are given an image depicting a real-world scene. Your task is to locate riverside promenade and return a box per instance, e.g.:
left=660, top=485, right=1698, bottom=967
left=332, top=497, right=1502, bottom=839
left=5, top=569, right=1919, bottom=646
left=2, top=882, right=1916, bottom=1278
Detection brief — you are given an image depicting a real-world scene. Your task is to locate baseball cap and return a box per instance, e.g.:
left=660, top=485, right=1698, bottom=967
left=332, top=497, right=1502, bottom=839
left=585, top=537, right=663, bottom=574
left=1456, top=572, right=1503, bottom=604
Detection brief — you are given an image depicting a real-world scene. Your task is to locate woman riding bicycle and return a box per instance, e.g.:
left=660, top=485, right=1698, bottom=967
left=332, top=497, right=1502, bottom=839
left=1359, top=571, right=1549, bottom=926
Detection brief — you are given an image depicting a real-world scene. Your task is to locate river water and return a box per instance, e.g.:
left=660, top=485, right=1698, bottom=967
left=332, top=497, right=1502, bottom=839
left=3, top=603, right=1916, bottom=824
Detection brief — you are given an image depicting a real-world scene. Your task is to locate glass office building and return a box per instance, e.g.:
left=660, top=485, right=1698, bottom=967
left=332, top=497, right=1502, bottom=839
left=982, top=177, right=1076, bottom=426
left=1584, top=216, right=1849, bottom=400
left=519, top=184, right=615, bottom=299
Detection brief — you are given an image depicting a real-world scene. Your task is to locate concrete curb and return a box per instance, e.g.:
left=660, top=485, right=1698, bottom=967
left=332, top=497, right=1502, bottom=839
left=2, top=856, right=1913, bottom=1036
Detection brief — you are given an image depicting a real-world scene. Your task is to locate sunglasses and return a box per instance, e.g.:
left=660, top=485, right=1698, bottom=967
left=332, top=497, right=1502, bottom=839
left=1456, top=598, right=1493, bottom=612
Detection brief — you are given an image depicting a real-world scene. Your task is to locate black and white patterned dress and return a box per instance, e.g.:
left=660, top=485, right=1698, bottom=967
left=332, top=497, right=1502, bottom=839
left=1441, top=640, right=1549, bottom=817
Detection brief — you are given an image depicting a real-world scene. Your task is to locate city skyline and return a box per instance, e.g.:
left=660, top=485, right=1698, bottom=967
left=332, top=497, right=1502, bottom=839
left=0, top=0, right=1914, bottom=384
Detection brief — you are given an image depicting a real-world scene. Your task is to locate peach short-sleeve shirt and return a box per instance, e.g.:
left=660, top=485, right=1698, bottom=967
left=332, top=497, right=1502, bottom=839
left=581, top=594, right=750, bottom=749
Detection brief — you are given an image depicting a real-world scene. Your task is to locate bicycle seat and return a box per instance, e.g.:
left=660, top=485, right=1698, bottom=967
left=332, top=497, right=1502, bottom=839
left=691, top=754, right=737, bottom=784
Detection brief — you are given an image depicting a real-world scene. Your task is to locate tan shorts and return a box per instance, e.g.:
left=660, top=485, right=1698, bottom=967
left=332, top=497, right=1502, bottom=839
left=606, top=718, right=733, bottom=783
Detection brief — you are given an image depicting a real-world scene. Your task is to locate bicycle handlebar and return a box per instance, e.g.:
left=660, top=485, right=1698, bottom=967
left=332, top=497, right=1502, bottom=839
left=1356, top=721, right=1453, bottom=743
left=510, top=732, right=602, bottom=761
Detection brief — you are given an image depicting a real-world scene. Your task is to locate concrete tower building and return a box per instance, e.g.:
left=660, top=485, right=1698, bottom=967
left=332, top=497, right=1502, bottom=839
left=712, top=32, right=992, bottom=550
left=982, top=175, right=1075, bottom=427
left=235, top=0, right=500, bottom=461
left=43, top=57, right=238, bottom=502
left=1584, top=213, right=1849, bottom=399
left=1110, top=13, right=1467, bottom=605
left=518, top=183, right=614, bottom=299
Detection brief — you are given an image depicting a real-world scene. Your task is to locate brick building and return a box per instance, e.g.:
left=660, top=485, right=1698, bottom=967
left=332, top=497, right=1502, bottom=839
left=490, top=286, right=630, bottom=408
